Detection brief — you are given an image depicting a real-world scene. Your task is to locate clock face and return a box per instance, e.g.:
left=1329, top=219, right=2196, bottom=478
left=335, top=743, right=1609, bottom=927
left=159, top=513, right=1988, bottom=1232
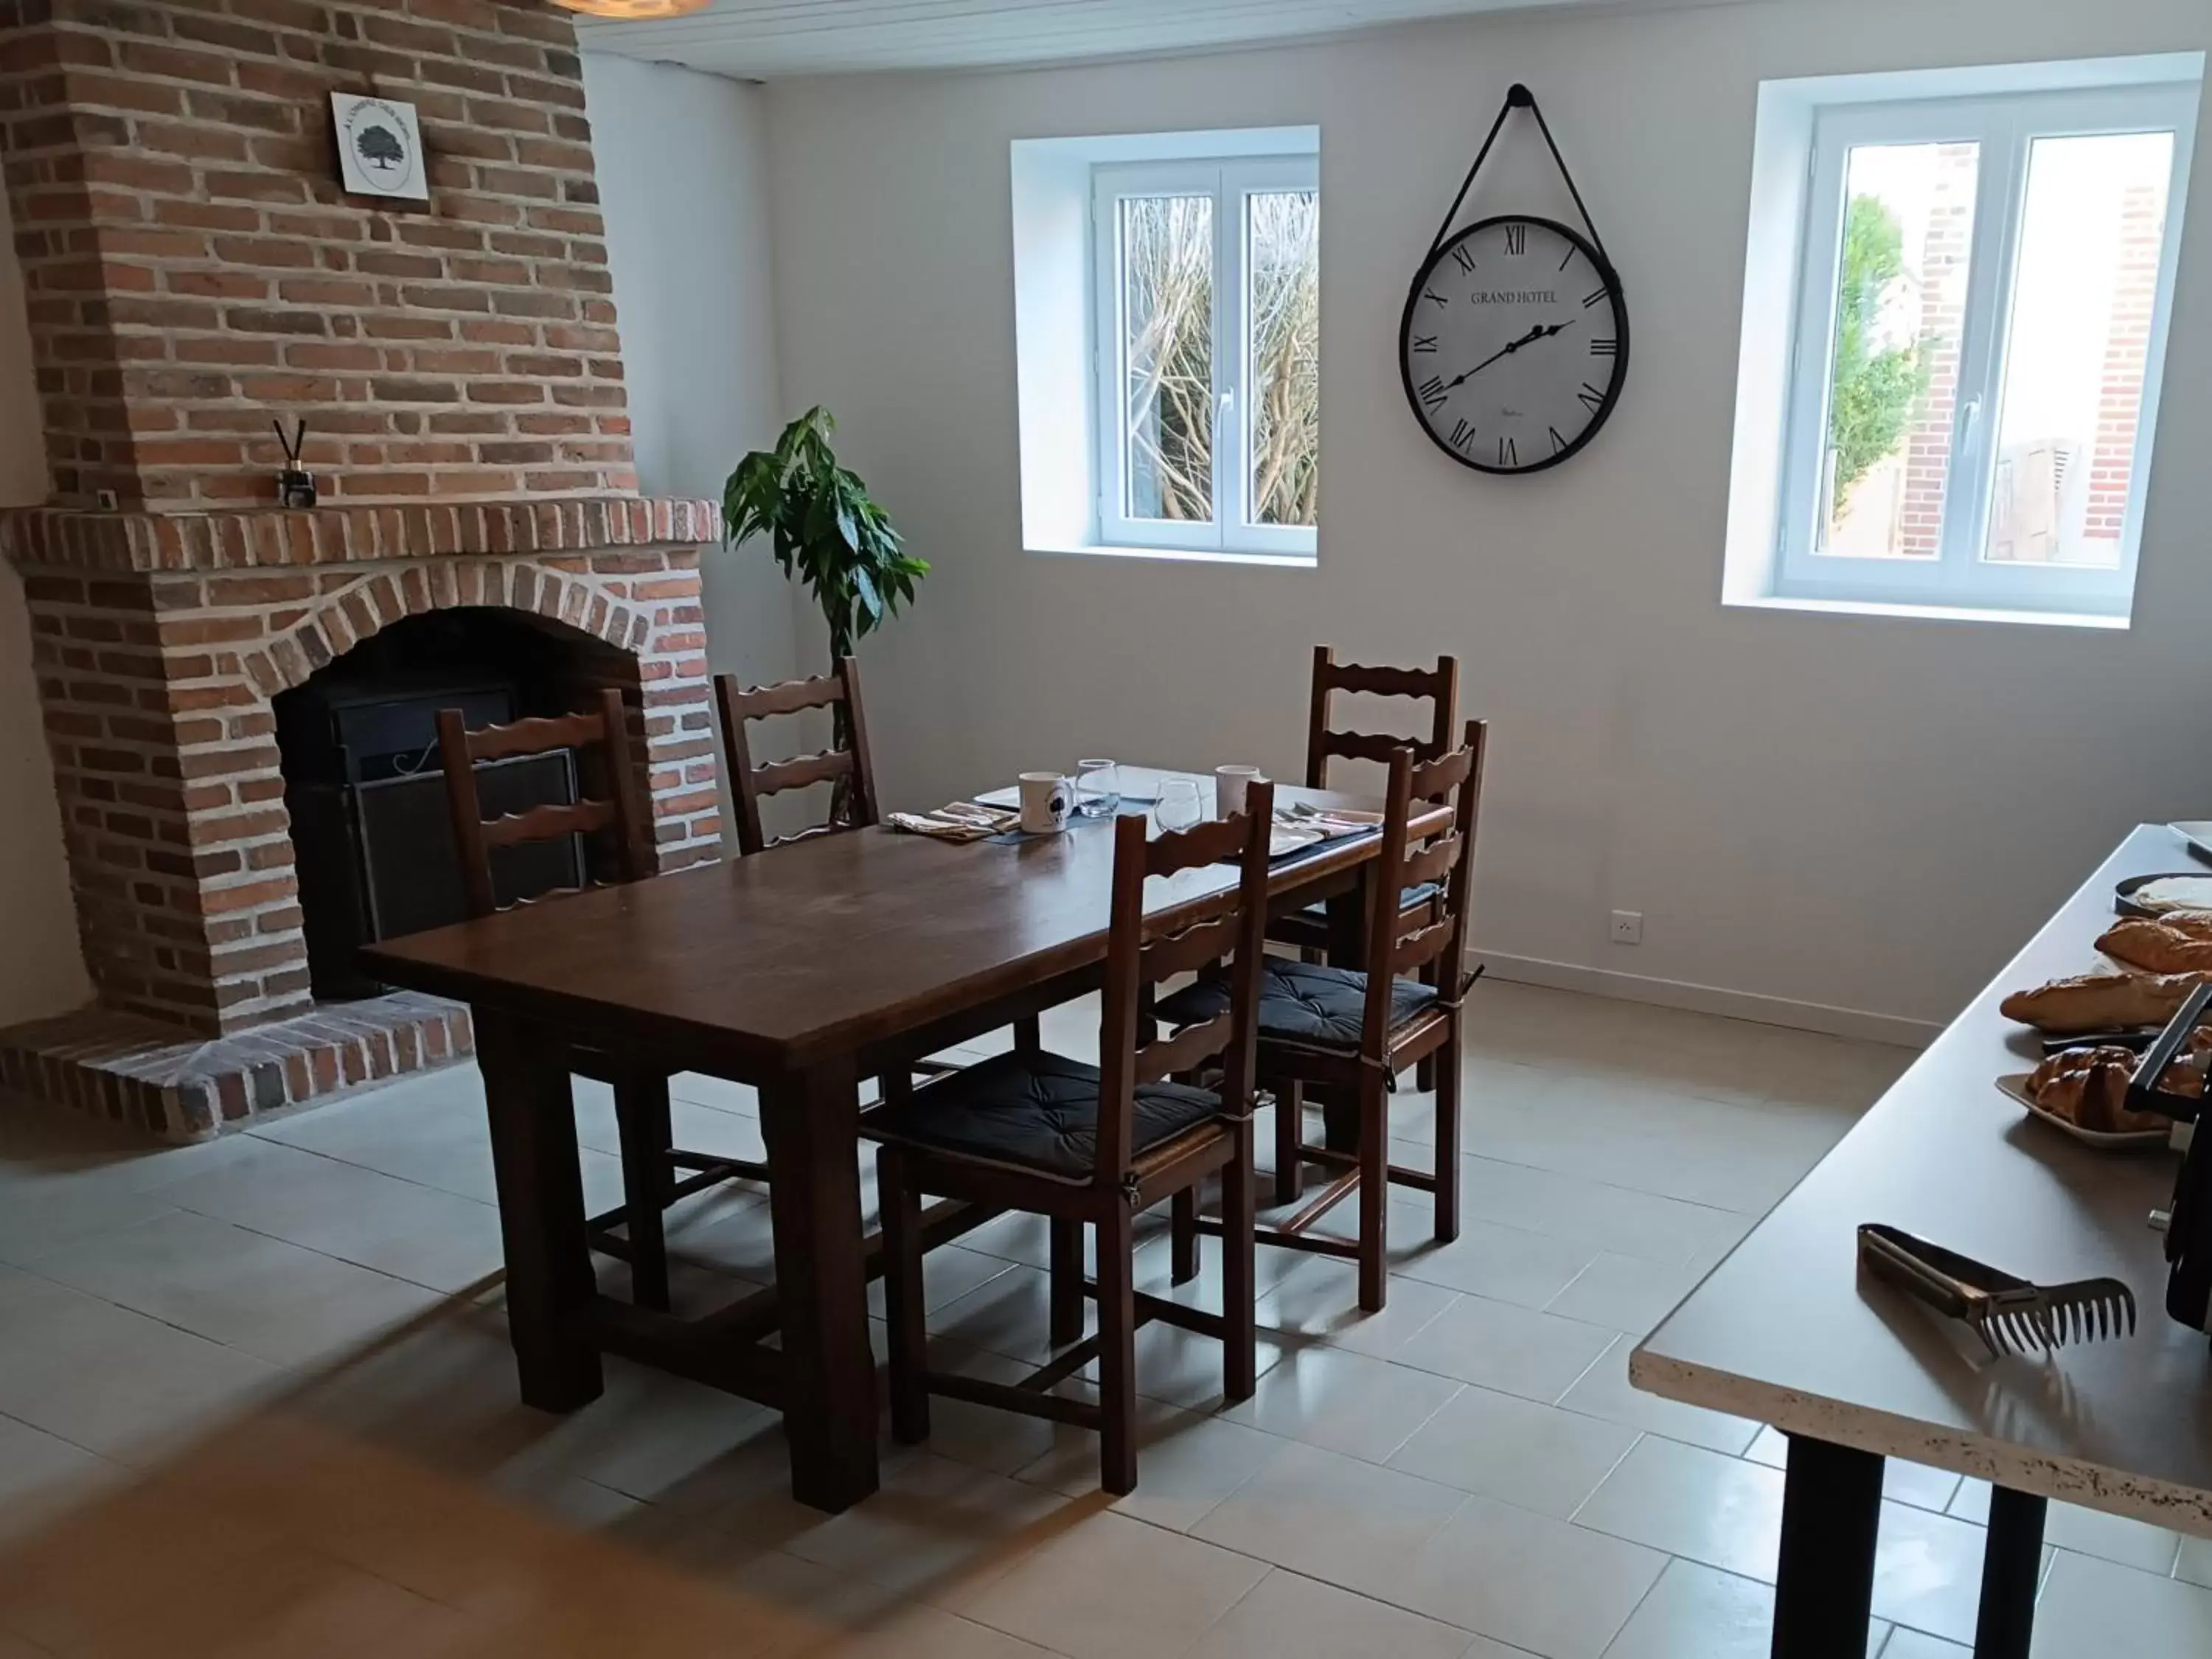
left=1398, top=215, right=1630, bottom=475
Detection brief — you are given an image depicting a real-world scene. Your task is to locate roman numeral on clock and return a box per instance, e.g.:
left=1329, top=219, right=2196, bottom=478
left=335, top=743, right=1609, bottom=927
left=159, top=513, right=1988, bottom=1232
left=1549, top=426, right=1569, bottom=453
left=1449, top=418, right=1476, bottom=453
left=1576, top=382, right=1606, bottom=412
left=1584, top=288, right=1610, bottom=310
left=1590, top=338, right=1619, bottom=357
left=1422, top=288, right=1448, bottom=308
left=1503, top=224, right=1526, bottom=256
left=1498, top=435, right=1518, bottom=468
left=1417, top=375, right=1449, bottom=411
left=1450, top=244, right=1475, bottom=274
left=1411, top=334, right=1438, bottom=354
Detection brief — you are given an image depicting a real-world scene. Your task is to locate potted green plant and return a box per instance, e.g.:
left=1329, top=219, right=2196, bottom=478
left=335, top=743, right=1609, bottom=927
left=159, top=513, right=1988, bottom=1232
left=724, top=406, right=929, bottom=675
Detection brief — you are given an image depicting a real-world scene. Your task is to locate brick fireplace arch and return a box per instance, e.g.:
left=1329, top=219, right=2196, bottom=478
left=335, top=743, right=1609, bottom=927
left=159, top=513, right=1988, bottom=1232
left=1, top=501, right=723, bottom=1140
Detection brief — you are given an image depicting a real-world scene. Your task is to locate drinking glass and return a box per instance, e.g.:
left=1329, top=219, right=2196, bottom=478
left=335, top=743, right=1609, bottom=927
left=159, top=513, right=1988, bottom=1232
left=1154, top=776, right=1204, bottom=835
left=1075, top=758, right=1121, bottom=818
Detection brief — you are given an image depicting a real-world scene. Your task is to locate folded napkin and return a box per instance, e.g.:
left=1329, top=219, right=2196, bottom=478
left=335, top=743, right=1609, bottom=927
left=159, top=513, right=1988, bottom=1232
left=886, top=801, right=1020, bottom=843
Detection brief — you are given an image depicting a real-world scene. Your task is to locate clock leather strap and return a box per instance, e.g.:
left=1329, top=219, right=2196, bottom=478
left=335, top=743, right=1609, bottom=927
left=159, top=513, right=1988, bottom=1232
left=1424, top=82, right=1613, bottom=268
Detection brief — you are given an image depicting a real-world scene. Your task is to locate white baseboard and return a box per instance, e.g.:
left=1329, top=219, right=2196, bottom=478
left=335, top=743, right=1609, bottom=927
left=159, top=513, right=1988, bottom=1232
left=1473, top=950, right=1941, bottom=1051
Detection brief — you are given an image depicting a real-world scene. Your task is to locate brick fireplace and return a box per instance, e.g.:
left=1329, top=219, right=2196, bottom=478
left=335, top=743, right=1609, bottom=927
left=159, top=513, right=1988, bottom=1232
left=0, top=0, right=726, bottom=1138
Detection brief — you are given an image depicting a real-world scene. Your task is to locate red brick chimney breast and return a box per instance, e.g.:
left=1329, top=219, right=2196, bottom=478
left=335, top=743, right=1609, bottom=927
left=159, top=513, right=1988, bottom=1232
left=0, top=0, right=637, bottom=508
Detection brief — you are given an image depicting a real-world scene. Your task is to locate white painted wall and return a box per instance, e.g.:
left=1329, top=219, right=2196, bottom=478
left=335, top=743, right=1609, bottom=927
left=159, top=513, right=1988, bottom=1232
left=0, top=185, right=91, bottom=1027
left=583, top=52, right=809, bottom=693
left=760, top=0, right=2212, bottom=1038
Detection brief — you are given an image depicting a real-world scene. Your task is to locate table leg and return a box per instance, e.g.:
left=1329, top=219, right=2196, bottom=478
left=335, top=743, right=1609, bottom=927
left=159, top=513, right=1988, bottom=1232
left=1772, top=1434, right=1884, bottom=1659
left=475, top=1007, right=602, bottom=1412
left=1973, top=1486, right=2045, bottom=1659
left=760, top=1053, right=878, bottom=1512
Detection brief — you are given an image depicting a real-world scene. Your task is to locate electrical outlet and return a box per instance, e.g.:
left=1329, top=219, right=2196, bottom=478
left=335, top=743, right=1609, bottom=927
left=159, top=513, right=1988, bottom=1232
left=1610, top=910, right=1644, bottom=945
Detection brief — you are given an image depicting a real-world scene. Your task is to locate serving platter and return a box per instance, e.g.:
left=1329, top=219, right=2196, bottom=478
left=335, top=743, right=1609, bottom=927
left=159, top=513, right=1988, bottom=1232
left=2116, top=871, right=2212, bottom=918
left=1995, top=1073, right=2175, bottom=1150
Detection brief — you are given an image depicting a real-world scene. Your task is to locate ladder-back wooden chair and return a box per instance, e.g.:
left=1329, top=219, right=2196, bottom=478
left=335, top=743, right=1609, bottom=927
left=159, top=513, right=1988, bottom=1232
left=863, top=785, right=1276, bottom=1494
left=436, top=686, right=760, bottom=1313
left=1267, top=646, right=1459, bottom=958
left=1164, top=724, right=1487, bottom=1312
left=716, top=658, right=1041, bottom=1068
left=716, top=655, right=881, bottom=856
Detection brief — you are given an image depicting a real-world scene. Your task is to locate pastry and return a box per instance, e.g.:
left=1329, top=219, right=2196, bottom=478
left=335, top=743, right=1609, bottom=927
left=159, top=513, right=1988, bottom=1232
left=2156, top=909, right=2212, bottom=940
left=2096, top=919, right=2212, bottom=974
left=2027, top=1046, right=2195, bottom=1134
left=1999, top=970, right=2208, bottom=1034
left=2127, top=876, right=2212, bottom=914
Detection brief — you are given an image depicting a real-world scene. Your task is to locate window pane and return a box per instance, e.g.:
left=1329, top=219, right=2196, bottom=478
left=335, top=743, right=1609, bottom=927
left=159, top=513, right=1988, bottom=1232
left=1245, top=188, right=1318, bottom=527
left=1981, top=131, right=2174, bottom=569
left=1817, top=141, right=1980, bottom=560
left=1119, top=194, right=1213, bottom=522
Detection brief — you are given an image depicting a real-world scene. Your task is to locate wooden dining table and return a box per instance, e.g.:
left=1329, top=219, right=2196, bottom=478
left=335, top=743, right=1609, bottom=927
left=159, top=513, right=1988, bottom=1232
left=361, top=766, right=1449, bottom=1512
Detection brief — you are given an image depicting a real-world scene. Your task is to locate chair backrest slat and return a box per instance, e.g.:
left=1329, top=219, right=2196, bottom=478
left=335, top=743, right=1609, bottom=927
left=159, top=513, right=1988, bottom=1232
left=435, top=685, right=654, bottom=921
left=1093, top=782, right=1275, bottom=1187
left=1397, top=830, right=1464, bottom=894
left=1133, top=1011, right=1235, bottom=1088
left=1394, top=915, right=1460, bottom=973
left=1138, top=908, right=1245, bottom=986
left=462, top=710, right=606, bottom=765
left=479, top=796, right=619, bottom=851
left=715, top=656, right=880, bottom=856
left=750, top=748, right=857, bottom=796
left=1304, top=646, right=1458, bottom=790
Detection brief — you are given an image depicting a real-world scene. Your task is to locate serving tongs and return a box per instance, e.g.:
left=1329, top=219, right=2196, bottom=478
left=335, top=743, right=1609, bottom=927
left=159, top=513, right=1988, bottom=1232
left=1857, top=1223, right=2137, bottom=1357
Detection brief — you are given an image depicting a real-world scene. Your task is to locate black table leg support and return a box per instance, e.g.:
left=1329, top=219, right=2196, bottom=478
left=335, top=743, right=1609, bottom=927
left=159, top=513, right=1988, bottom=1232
left=1973, top=1486, right=2045, bottom=1659
left=1773, top=1434, right=1885, bottom=1659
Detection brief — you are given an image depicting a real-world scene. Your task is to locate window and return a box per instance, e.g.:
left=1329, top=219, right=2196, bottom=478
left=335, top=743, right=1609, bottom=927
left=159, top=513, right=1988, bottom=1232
left=1011, top=126, right=1318, bottom=565
left=1731, top=60, right=2199, bottom=623
left=1091, top=157, right=1319, bottom=557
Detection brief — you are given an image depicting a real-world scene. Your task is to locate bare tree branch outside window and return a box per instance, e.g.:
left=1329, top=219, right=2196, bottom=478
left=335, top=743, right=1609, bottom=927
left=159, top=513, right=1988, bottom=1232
left=1247, top=189, right=1319, bottom=527
left=1120, top=195, right=1214, bottom=521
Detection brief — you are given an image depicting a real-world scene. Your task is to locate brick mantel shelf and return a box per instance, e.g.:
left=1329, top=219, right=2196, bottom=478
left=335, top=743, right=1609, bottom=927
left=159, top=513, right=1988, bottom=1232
left=0, top=495, right=720, bottom=573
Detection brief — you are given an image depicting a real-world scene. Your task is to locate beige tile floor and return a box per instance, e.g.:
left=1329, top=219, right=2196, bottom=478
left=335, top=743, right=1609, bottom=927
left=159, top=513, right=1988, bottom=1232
left=0, top=979, right=2205, bottom=1657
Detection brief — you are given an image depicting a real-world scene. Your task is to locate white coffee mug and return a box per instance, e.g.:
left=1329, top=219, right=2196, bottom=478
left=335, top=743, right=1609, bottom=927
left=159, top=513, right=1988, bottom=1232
left=1214, top=765, right=1265, bottom=818
left=1018, top=771, right=1075, bottom=834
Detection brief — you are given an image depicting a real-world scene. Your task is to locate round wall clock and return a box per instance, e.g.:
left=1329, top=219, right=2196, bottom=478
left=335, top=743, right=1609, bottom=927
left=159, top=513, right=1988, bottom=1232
left=1398, top=214, right=1629, bottom=476
left=1399, top=86, right=1630, bottom=476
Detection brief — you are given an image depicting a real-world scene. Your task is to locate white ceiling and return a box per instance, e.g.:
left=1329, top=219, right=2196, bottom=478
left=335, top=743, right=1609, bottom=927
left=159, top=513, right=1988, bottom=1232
left=573, top=0, right=1702, bottom=82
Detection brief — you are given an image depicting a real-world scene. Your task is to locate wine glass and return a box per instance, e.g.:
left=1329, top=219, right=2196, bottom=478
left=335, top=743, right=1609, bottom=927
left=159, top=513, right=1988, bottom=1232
left=1154, top=776, right=1203, bottom=835
left=1075, top=759, right=1120, bottom=818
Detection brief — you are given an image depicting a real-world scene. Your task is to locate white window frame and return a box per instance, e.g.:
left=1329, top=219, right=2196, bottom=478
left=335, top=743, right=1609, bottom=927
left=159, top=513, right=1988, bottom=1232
left=1091, top=154, right=1319, bottom=558
left=1772, top=83, right=2197, bottom=618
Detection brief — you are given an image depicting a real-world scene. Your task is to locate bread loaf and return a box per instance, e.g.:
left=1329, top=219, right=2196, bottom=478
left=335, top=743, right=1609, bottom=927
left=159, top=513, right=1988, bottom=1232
left=2096, top=919, right=2212, bottom=974
left=1999, top=970, right=2208, bottom=1034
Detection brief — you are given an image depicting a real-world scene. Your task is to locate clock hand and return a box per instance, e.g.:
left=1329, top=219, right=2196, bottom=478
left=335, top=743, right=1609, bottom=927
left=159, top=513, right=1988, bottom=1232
left=1444, top=319, right=1578, bottom=390
left=1445, top=324, right=1545, bottom=389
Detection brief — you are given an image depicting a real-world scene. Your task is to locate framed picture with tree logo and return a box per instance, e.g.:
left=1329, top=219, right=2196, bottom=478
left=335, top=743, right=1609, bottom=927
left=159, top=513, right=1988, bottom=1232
left=332, top=93, right=428, bottom=203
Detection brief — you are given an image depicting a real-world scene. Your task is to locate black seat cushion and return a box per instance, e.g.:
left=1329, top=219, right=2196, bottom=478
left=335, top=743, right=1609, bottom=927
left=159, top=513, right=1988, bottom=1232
left=1155, top=957, right=1440, bottom=1054
left=1292, top=880, right=1441, bottom=925
left=859, top=1050, right=1225, bottom=1184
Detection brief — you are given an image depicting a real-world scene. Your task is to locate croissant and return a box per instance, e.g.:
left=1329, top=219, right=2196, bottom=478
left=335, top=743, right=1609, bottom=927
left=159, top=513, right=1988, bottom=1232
left=2097, top=920, right=2212, bottom=975
left=2028, top=1046, right=2194, bottom=1133
left=2000, top=970, right=2208, bottom=1034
